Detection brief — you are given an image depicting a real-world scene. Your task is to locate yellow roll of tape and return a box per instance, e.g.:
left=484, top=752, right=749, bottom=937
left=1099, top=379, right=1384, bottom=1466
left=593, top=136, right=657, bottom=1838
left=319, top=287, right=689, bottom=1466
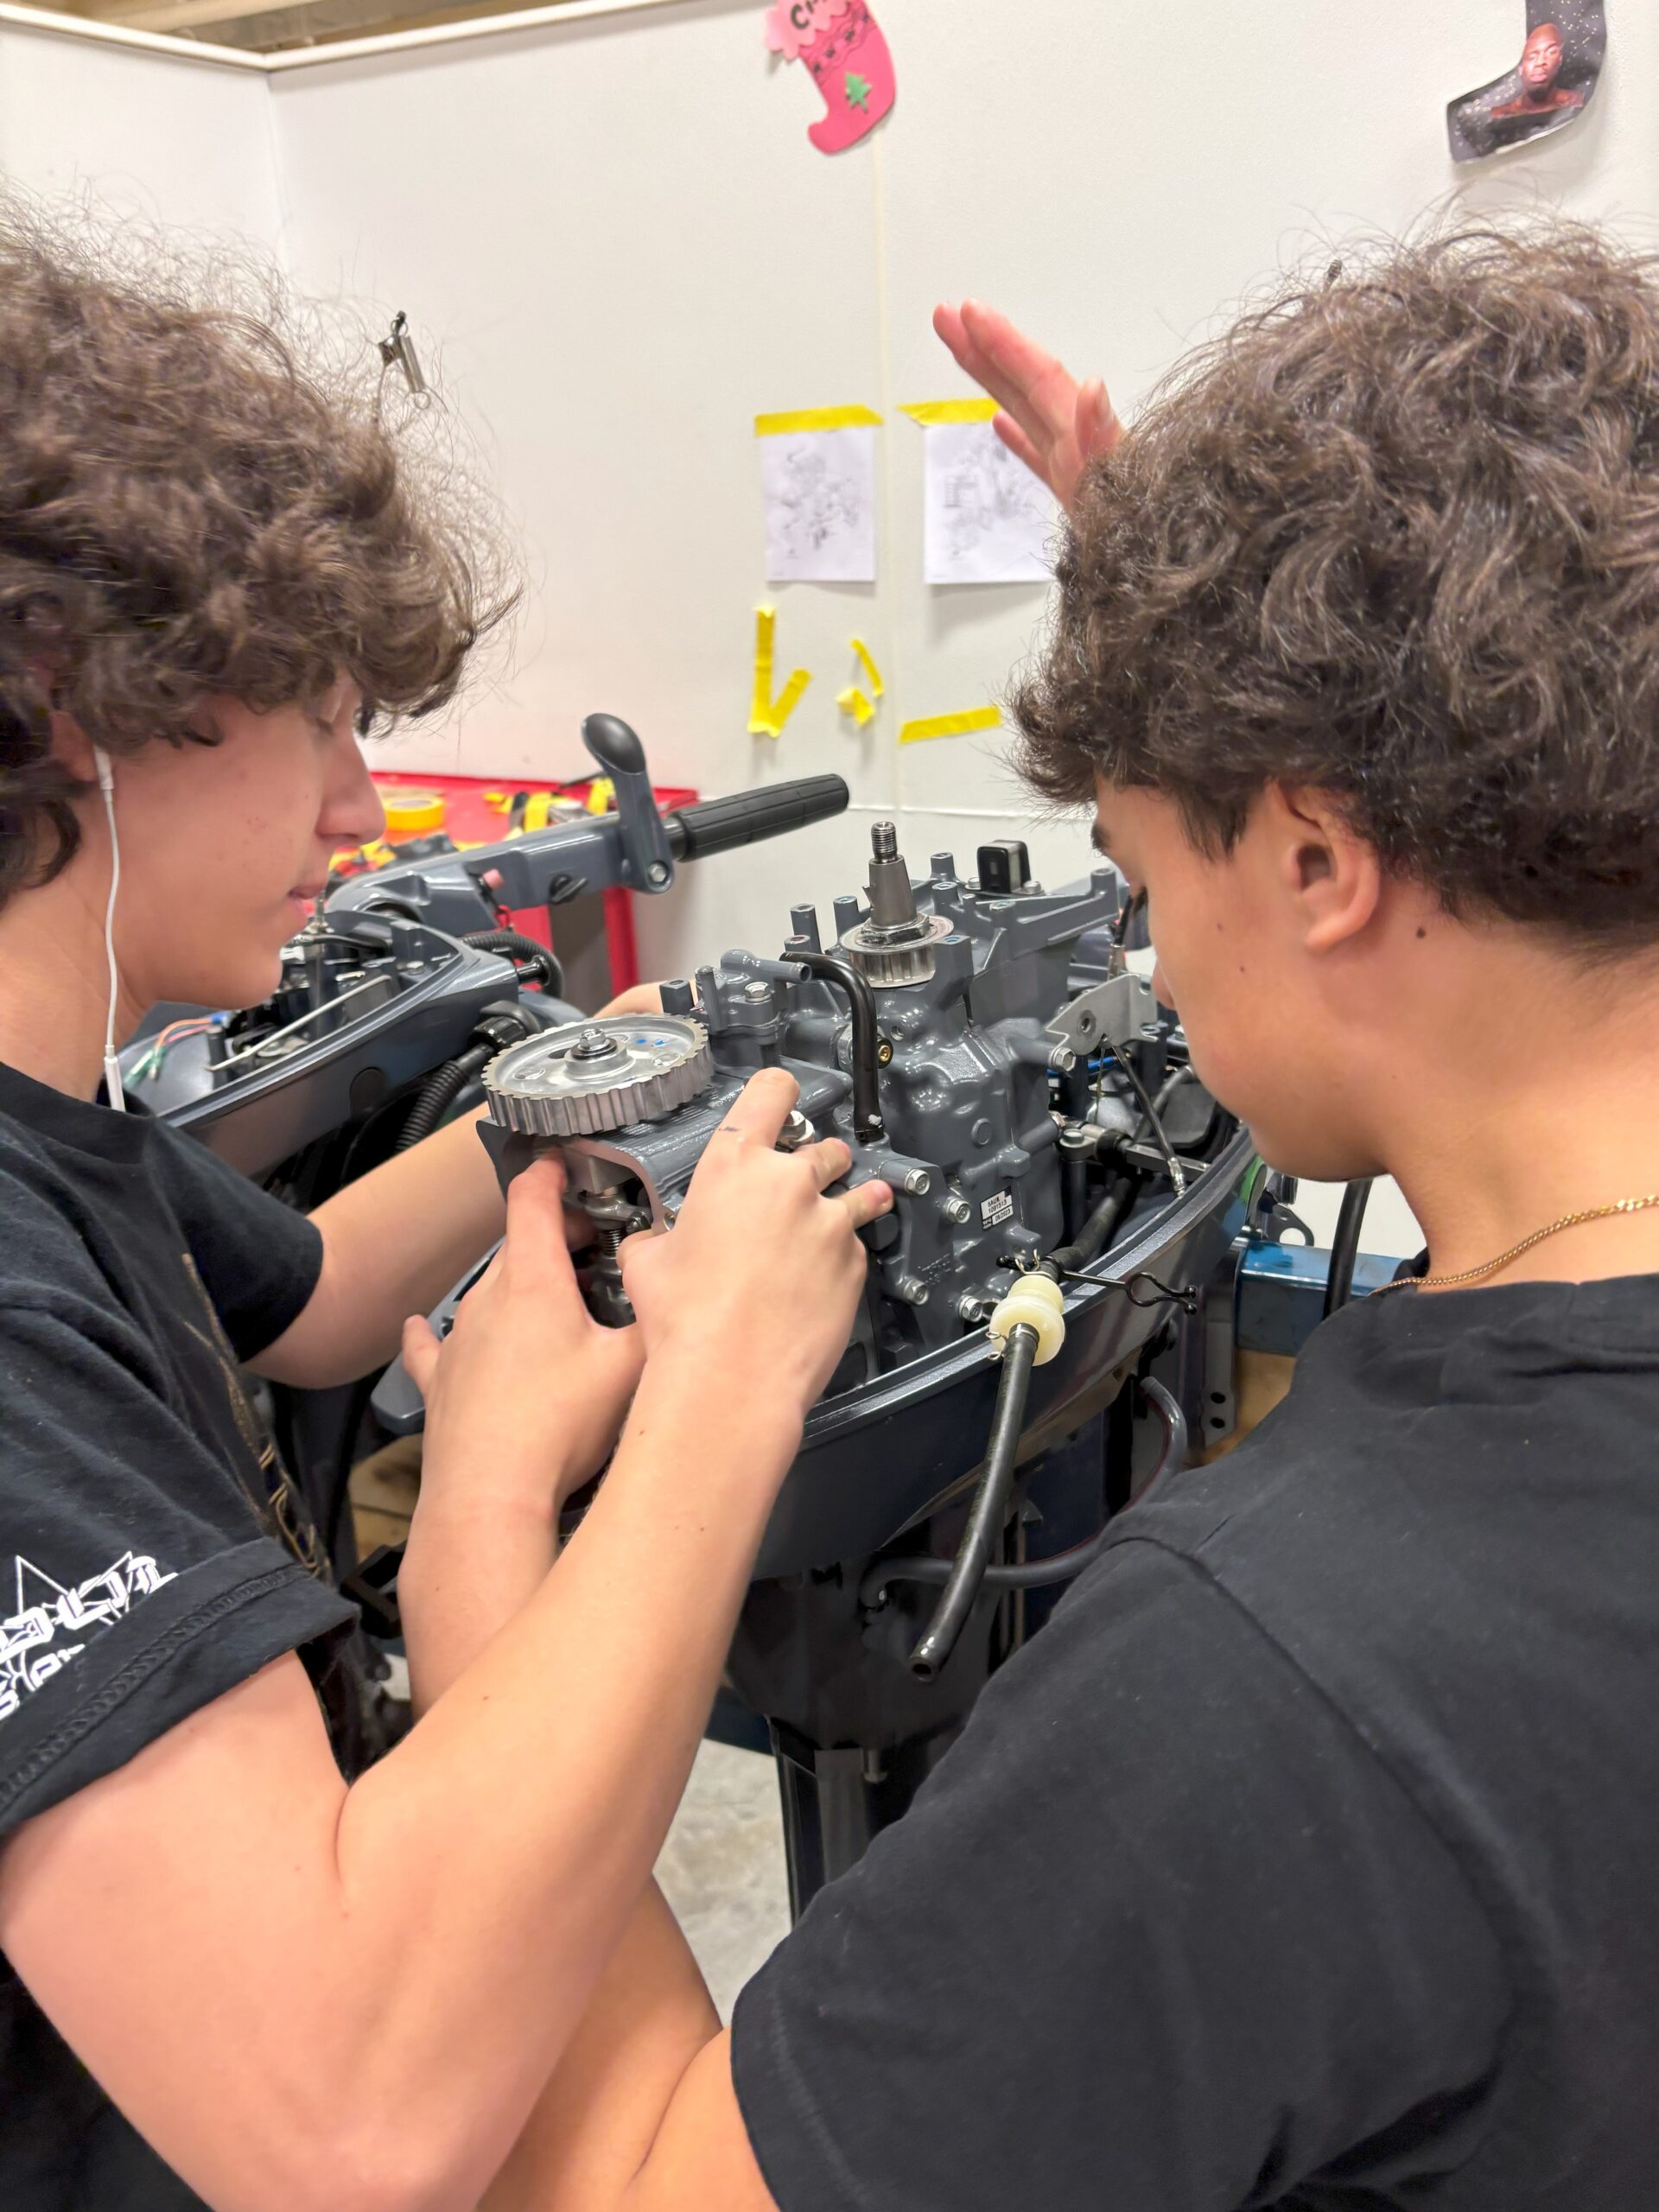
left=383, top=789, right=447, bottom=836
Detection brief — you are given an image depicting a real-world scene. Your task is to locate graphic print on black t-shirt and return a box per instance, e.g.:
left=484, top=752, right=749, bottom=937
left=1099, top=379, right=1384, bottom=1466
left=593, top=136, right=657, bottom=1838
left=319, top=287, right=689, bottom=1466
left=0, top=1242, right=330, bottom=1730
left=0, top=1061, right=364, bottom=2212
left=0, top=1549, right=178, bottom=1721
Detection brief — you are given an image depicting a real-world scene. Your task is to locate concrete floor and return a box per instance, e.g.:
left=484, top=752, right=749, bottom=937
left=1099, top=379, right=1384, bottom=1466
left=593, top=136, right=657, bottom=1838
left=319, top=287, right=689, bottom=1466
left=654, top=1739, right=793, bottom=2023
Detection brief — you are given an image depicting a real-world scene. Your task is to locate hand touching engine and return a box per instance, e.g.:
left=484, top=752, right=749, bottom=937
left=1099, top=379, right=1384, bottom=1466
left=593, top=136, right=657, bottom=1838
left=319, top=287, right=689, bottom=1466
left=620, top=1067, right=893, bottom=1427
left=403, top=1155, right=645, bottom=1516
left=397, top=1156, right=647, bottom=1703
left=933, top=299, right=1122, bottom=512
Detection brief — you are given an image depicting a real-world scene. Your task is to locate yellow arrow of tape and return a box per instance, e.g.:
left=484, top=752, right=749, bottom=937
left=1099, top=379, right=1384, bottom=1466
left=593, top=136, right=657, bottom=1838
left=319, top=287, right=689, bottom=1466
left=749, top=606, right=812, bottom=739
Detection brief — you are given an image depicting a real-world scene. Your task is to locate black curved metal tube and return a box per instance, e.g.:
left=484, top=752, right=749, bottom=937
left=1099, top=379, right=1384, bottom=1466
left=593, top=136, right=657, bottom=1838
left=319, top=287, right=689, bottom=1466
left=865, top=1376, right=1188, bottom=1609
left=907, top=1322, right=1041, bottom=1679
left=1323, top=1178, right=1374, bottom=1317
left=794, top=950, right=884, bottom=1143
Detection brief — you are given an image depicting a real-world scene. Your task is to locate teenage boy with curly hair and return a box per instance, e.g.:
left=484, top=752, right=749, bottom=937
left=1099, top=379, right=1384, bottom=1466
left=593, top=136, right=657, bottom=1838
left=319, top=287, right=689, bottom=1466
left=0, top=208, right=890, bottom=2210
left=480, top=226, right=1659, bottom=2212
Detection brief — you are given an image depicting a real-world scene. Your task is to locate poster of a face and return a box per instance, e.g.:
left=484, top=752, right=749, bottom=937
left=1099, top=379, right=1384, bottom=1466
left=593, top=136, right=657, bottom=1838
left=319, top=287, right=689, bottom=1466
left=1447, top=2, right=1606, bottom=162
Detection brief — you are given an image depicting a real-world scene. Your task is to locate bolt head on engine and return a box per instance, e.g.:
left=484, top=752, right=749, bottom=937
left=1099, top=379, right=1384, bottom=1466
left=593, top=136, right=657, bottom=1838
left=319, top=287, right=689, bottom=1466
left=483, top=1014, right=713, bottom=1137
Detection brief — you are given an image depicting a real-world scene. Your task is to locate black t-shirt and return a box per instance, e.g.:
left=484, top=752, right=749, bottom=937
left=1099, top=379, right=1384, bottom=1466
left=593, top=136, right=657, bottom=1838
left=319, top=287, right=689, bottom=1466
left=0, top=1063, right=360, bottom=2211
left=734, top=1273, right=1659, bottom=2209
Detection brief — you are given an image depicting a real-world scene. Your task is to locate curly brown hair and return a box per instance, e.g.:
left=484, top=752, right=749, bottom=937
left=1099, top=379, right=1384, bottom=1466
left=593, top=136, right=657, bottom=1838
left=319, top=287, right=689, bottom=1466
left=0, top=201, right=512, bottom=906
left=1013, top=222, right=1659, bottom=947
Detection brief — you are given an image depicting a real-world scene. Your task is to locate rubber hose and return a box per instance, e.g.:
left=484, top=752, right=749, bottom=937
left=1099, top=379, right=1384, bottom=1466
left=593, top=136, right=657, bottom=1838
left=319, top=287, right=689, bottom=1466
left=864, top=1376, right=1186, bottom=1607
left=397, top=1044, right=491, bottom=1152
left=1042, top=1055, right=1184, bottom=1284
left=795, top=950, right=884, bottom=1142
left=461, top=929, right=564, bottom=996
left=1045, top=1172, right=1138, bottom=1280
left=1154, top=1064, right=1195, bottom=1115
left=908, top=1323, right=1041, bottom=1680
left=1323, top=1177, right=1374, bottom=1318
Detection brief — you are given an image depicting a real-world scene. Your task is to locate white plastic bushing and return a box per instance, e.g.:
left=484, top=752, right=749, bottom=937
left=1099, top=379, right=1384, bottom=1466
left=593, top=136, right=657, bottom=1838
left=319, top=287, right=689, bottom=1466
left=986, top=1271, right=1066, bottom=1365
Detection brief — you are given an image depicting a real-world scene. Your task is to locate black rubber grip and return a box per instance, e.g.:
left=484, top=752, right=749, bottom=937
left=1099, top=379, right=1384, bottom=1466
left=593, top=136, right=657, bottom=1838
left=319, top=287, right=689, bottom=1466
left=664, top=776, right=849, bottom=861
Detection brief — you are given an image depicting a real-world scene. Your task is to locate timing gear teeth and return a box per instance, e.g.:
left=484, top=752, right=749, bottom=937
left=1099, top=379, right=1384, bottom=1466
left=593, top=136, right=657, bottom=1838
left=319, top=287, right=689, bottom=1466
left=483, top=1016, right=713, bottom=1136
left=839, top=913, right=954, bottom=989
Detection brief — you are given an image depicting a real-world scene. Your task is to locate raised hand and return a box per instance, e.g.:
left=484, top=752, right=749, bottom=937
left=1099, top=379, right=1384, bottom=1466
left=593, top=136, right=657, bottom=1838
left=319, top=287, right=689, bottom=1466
left=933, top=299, right=1122, bottom=512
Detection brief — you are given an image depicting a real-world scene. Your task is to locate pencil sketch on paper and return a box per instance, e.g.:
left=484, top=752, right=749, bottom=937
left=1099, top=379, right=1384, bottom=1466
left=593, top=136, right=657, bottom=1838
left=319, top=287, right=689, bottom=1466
left=761, top=426, right=878, bottom=584
left=925, top=417, right=1056, bottom=586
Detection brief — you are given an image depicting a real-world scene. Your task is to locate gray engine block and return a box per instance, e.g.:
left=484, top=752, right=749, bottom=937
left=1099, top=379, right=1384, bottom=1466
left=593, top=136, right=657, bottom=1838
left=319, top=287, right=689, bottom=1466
left=485, top=824, right=1124, bottom=1374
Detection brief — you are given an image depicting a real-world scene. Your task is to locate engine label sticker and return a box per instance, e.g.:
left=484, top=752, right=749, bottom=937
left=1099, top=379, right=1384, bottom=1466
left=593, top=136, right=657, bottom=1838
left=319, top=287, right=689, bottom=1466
left=980, top=1191, right=1014, bottom=1228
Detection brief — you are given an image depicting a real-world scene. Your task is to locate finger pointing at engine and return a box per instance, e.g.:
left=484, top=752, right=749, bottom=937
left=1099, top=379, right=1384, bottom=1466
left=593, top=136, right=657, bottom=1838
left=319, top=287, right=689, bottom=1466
left=839, top=1176, right=895, bottom=1230
left=711, top=1065, right=800, bottom=1145
left=800, top=1137, right=855, bottom=1191
left=619, top=1069, right=893, bottom=1421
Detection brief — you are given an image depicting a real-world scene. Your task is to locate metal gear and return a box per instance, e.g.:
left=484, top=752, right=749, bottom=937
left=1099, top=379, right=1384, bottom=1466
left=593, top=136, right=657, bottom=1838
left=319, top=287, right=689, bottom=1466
left=839, top=912, right=953, bottom=988
left=483, top=1014, right=712, bottom=1136
left=840, top=819, right=954, bottom=987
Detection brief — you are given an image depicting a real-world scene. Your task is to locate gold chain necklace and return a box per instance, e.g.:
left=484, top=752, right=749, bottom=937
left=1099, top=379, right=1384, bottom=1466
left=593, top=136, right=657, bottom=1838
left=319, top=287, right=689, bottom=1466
left=1373, top=1192, right=1659, bottom=1295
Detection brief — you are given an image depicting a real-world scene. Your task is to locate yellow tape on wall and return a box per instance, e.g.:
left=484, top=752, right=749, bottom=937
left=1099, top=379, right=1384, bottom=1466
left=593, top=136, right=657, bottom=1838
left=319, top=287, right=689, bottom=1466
left=836, top=685, right=876, bottom=727
left=849, top=636, right=886, bottom=696
left=898, top=706, right=1003, bottom=746
left=749, top=606, right=811, bottom=738
left=754, top=405, right=883, bottom=436
left=899, top=398, right=1001, bottom=426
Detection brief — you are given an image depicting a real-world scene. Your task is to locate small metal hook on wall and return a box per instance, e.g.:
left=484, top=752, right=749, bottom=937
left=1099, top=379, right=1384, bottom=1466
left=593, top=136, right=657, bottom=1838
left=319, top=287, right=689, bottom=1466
left=377, top=311, right=429, bottom=404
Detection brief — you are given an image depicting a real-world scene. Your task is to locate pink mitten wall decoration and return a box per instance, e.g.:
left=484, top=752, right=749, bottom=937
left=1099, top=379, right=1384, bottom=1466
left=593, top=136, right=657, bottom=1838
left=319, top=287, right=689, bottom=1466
left=764, top=0, right=896, bottom=155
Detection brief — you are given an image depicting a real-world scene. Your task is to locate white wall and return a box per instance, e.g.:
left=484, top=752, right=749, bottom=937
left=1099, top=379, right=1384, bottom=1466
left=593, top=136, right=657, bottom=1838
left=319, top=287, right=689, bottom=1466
left=260, top=1, right=1659, bottom=948
left=0, top=22, right=279, bottom=243
left=11, top=0, right=1659, bottom=1251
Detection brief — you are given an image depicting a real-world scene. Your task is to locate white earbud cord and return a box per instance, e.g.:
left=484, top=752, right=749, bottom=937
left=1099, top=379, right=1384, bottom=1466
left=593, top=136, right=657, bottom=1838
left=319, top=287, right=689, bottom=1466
left=92, top=746, right=126, bottom=1112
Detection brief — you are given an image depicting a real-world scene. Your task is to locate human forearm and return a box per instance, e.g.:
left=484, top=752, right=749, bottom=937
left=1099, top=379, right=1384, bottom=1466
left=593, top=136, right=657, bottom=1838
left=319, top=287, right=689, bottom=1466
left=323, top=1363, right=800, bottom=2206
left=399, top=1482, right=559, bottom=1713
left=481, top=1885, right=721, bottom=2212
left=257, top=1109, right=504, bottom=1388
left=1, top=1074, right=878, bottom=2212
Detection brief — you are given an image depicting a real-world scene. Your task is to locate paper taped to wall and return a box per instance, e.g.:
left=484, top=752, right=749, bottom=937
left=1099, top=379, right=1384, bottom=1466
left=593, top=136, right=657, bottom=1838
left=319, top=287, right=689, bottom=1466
left=757, top=408, right=880, bottom=584
left=903, top=401, right=1055, bottom=586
